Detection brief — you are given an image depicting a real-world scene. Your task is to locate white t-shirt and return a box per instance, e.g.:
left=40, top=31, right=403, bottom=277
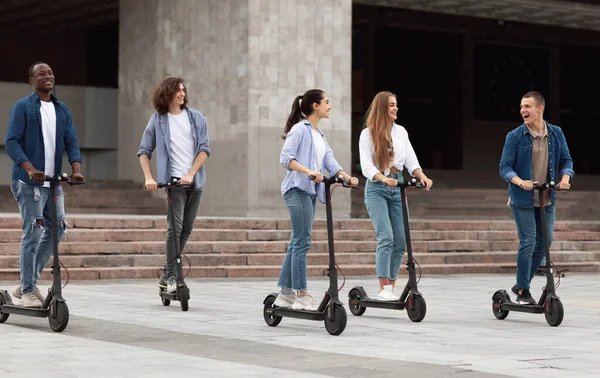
left=359, top=123, right=421, bottom=181
left=168, top=109, right=195, bottom=178
left=40, top=100, right=56, bottom=188
left=312, top=128, right=326, bottom=172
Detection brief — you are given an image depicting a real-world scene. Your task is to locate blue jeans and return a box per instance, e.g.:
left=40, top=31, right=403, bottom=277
left=364, top=173, right=406, bottom=281
left=512, top=204, right=555, bottom=290
left=10, top=180, right=66, bottom=293
left=277, top=188, right=316, bottom=291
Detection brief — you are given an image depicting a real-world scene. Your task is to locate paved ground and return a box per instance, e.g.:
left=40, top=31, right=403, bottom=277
left=0, top=273, right=599, bottom=377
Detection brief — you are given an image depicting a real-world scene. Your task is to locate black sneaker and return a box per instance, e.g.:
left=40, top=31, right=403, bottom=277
left=517, top=289, right=536, bottom=305
left=511, top=285, right=519, bottom=296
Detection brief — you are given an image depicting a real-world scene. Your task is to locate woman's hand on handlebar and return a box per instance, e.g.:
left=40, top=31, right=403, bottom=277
left=308, top=171, right=323, bottom=183
left=420, top=177, right=434, bottom=191
left=383, top=177, right=398, bottom=187
left=348, top=176, right=359, bottom=187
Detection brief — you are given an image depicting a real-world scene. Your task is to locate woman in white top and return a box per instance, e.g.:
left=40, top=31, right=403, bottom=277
left=359, top=91, right=433, bottom=301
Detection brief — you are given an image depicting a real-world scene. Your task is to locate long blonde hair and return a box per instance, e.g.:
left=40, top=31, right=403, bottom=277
left=365, top=91, right=395, bottom=172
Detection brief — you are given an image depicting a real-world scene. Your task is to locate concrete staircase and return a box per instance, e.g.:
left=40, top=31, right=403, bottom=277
left=0, top=215, right=598, bottom=281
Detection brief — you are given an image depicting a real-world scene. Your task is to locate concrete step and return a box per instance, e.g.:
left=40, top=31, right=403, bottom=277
left=2, top=250, right=595, bottom=269
left=3, top=238, right=600, bottom=257
left=1, top=261, right=598, bottom=281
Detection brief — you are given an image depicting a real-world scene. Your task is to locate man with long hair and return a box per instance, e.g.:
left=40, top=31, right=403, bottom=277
left=137, top=77, right=211, bottom=293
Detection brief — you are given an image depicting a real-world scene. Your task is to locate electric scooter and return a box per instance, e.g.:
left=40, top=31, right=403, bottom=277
left=0, top=173, right=84, bottom=332
left=263, top=175, right=355, bottom=336
left=157, top=178, right=190, bottom=311
left=348, top=177, right=427, bottom=322
left=492, top=181, right=568, bottom=327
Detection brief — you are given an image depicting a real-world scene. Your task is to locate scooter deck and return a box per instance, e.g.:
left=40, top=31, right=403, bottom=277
left=0, top=304, right=49, bottom=318
left=356, top=297, right=407, bottom=310
left=270, top=306, right=324, bottom=321
left=495, top=290, right=546, bottom=314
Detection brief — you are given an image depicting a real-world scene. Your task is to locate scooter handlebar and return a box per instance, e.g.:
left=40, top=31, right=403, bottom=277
left=308, top=174, right=356, bottom=188
left=34, top=173, right=86, bottom=185
left=397, top=178, right=426, bottom=189
left=157, top=178, right=191, bottom=189
left=533, top=181, right=570, bottom=191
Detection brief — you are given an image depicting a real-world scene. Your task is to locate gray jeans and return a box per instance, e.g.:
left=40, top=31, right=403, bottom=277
left=163, top=186, right=202, bottom=279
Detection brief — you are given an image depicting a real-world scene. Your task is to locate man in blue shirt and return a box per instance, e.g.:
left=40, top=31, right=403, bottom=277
left=499, top=91, right=574, bottom=304
left=5, top=62, right=84, bottom=307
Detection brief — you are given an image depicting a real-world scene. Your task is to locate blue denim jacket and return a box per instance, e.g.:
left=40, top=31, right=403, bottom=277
left=5, top=92, right=82, bottom=186
left=280, top=120, right=343, bottom=203
left=499, top=122, right=574, bottom=208
left=137, top=108, right=211, bottom=191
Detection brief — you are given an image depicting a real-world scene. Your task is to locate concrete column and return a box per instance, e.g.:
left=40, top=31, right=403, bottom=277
left=119, top=0, right=352, bottom=217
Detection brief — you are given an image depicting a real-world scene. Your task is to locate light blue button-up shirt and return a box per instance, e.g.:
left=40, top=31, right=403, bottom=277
left=137, top=107, right=211, bottom=191
left=280, top=120, right=343, bottom=203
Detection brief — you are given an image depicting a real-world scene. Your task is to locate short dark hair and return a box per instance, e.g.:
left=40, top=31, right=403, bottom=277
left=28, top=61, right=47, bottom=78
left=150, top=77, right=188, bottom=114
left=522, top=91, right=545, bottom=107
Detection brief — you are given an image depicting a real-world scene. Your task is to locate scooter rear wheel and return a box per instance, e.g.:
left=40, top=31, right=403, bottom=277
left=263, top=296, right=282, bottom=327
left=544, top=298, right=564, bottom=327
left=348, top=289, right=366, bottom=316
left=324, top=304, right=347, bottom=336
left=406, top=294, right=427, bottom=322
left=492, top=292, right=509, bottom=320
left=0, top=292, right=10, bottom=323
left=161, top=296, right=171, bottom=306
left=48, top=301, right=69, bottom=332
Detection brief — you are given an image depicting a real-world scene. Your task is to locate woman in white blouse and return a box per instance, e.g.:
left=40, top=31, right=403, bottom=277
left=359, top=91, right=433, bottom=301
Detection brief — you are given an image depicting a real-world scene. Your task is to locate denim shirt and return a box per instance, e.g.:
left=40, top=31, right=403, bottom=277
left=5, top=91, right=82, bottom=186
left=499, top=122, right=574, bottom=208
left=280, top=120, right=343, bottom=203
left=137, top=107, right=211, bottom=191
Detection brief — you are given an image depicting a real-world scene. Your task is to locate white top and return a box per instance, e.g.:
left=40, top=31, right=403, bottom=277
left=168, top=109, right=195, bottom=178
left=312, top=128, right=326, bottom=172
left=40, top=100, right=56, bottom=188
left=359, top=123, right=421, bottom=181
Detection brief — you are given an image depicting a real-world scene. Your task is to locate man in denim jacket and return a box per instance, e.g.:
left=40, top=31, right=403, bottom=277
left=499, top=91, right=574, bottom=304
left=137, top=77, right=210, bottom=293
left=5, top=62, right=84, bottom=307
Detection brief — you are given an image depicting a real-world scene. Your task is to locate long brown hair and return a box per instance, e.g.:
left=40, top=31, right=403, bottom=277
left=150, top=77, right=188, bottom=115
left=365, top=91, right=396, bottom=172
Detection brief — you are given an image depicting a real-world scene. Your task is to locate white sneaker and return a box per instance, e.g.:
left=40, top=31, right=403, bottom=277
left=166, top=277, right=177, bottom=293
left=292, top=294, right=319, bottom=311
left=14, top=286, right=46, bottom=303
left=21, top=292, right=42, bottom=308
left=273, top=292, right=295, bottom=308
left=377, top=285, right=400, bottom=301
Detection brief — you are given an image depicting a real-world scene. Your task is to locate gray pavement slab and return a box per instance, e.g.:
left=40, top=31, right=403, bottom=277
left=0, top=273, right=599, bottom=377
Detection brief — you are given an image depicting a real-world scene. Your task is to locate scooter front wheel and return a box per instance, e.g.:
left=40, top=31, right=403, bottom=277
left=544, top=298, right=564, bottom=327
left=48, top=301, right=69, bottom=332
left=161, top=296, right=171, bottom=306
left=180, top=286, right=189, bottom=312
left=324, top=303, right=347, bottom=336
left=406, top=294, right=426, bottom=322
